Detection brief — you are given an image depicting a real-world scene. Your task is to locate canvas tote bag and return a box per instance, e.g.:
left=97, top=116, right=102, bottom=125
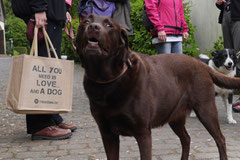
left=5, top=27, right=74, bottom=114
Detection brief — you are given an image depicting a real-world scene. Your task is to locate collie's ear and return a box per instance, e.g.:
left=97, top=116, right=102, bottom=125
left=120, top=27, right=129, bottom=49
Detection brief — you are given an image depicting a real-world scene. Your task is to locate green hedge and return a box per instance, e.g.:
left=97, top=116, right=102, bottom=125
left=14, top=47, right=28, bottom=55
left=13, top=50, right=20, bottom=56
left=6, top=41, right=13, bottom=55
left=182, top=1, right=200, bottom=56
left=5, top=17, right=29, bottom=52
left=129, top=0, right=157, bottom=55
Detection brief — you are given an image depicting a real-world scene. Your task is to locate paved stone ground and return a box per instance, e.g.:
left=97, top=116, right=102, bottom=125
left=1, top=57, right=240, bottom=160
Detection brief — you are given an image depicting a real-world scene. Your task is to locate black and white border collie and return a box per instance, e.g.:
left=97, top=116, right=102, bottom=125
left=195, top=49, right=238, bottom=124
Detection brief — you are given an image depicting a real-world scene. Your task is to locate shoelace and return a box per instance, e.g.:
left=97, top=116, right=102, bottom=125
left=47, top=126, right=57, bottom=131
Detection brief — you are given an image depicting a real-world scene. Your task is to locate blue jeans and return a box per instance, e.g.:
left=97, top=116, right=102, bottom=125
left=155, top=42, right=183, bottom=54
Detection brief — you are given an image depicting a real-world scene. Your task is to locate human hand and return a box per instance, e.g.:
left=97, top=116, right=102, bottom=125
left=66, top=12, right=72, bottom=23
left=183, top=32, right=189, bottom=40
left=34, top=12, right=47, bottom=28
left=216, top=0, right=226, bottom=5
left=158, top=31, right=167, bottom=42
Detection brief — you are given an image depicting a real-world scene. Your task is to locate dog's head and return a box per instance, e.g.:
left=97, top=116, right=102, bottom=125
left=211, top=49, right=237, bottom=71
left=76, top=14, right=130, bottom=79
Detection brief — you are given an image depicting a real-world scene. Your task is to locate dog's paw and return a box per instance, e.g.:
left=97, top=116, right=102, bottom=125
left=228, top=119, right=237, bottom=124
left=190, top=111, right=196, bottom=117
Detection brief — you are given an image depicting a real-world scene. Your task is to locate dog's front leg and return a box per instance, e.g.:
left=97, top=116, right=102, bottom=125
left=99, top=128, right=120, bottom=160
left=135, top=129, right=152, bottom=160
left=221, top=94, right=236, bottom=124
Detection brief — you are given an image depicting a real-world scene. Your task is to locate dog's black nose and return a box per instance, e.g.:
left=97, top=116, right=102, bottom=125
left=228, top=62, right=232, bottom=66
left=88, top=23, right=101, bottom=32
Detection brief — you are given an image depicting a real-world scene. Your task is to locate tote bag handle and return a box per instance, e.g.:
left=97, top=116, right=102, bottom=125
left=30, top=27, right=59, bottom=59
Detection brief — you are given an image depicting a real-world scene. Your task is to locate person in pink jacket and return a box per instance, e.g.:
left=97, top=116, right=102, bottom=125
left=145, top=0, right=189, bottom=54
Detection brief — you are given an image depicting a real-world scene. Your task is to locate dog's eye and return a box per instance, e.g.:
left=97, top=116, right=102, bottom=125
left=84, top=20, right=90, bottom=24
left=105, top=23, right=112, bottom=28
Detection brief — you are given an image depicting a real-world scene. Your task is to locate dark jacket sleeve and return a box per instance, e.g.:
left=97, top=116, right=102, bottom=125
left=231, top=0, right=240, bottom=21
left=29, top=0, right=48, bottom=13
left=66, top=4, right=70, bottom=12
left=215, top=3, right=224, bottom=24
left=28, top=0, right=66, bottom=22
left=216, top=3, right=224, bottom=10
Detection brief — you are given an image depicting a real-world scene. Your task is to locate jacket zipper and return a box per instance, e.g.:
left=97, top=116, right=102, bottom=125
left=173, top=0, right=178, bottom=33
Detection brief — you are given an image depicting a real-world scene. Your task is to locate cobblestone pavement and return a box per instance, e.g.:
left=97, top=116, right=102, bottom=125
left=1, top=57, right=240, bottom=160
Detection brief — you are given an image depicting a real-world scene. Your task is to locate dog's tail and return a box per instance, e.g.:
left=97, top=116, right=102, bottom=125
left=199, top=54, right=210, bottom=59
left=208, top=67, right=240, bottom=89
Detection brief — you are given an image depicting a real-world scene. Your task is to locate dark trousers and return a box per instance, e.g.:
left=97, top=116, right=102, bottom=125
left=26, top=20, right=64, bottom=134
left=222, top=10, right=240, bottom=72
left=221, top=10, right=240, bottom=52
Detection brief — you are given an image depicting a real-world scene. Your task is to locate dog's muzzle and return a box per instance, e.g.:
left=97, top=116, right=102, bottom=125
left=225, top=62, right=233, bottom=70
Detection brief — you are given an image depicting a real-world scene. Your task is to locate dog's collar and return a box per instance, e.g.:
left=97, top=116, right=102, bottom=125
left=94, top=57, right=132, bottom=84
left=95, top=62, right=129, bottom=84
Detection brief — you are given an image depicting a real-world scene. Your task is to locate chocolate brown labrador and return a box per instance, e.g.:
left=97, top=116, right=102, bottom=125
left=76, top=14, right=240, bottom=160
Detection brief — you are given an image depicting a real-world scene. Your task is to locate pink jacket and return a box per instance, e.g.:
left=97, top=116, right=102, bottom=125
left=65, top=0, right=72, bottom=7
left=145, top=0, right=189, bottom=37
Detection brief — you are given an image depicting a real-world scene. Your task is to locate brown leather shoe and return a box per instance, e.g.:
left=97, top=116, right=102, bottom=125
left=31, top=126, right=72, bottom=140
left=58, top=121, right=77, bottom=132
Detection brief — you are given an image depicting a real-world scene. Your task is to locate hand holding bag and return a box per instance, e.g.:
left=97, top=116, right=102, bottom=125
left=5, top=27, right=74, bottom=114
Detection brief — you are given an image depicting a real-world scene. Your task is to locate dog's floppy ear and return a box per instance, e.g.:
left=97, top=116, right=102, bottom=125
left=120, top=27, right=129, bottom=49
left=120, top=27, right=132, bottom=68
left=211, top=51, right=218, bottom=57
left=75, top=25, right=86, bottom=67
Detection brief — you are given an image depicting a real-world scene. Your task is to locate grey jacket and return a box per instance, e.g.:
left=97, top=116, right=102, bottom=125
left=111, top=0, right=133, bottom=35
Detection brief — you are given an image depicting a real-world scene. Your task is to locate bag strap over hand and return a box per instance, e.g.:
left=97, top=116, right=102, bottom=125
left=30, top=27, right=38, bottom=57
left=30, top=27, right=59, bottom=59
left=42, top=27, right=59, bottom=59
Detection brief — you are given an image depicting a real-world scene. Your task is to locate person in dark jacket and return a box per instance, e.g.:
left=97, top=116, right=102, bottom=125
left=216, top=0, right=240, bottom=113
left=109, top=0, right=133, bottom=36
left=11, top=0, right=77, bottom=140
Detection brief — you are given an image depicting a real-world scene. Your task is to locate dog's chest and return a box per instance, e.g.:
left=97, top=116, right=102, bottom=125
left=109, top=114, right=137, bottom=136
left=110, top=125, right=134, bottom=136
left=98, top=111, right=137, bottom=136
